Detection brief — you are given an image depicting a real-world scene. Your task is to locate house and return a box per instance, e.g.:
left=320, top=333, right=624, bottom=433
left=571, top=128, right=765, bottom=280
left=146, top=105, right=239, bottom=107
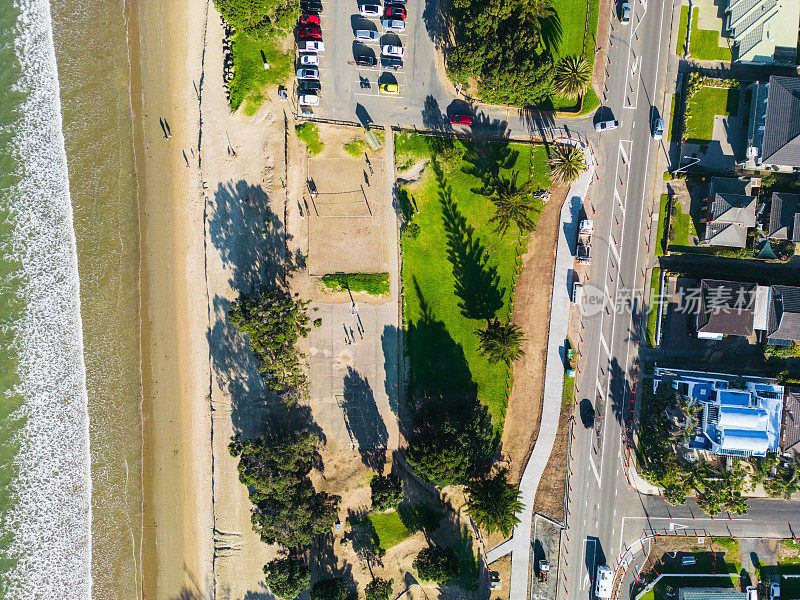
left=724, top=0, right=800, bottom=65
left=767, top=192, right=800, bottom=241
left=654, top=368, right=784, bottom=458
left=701, top=192, right=757, bottom=248
left=743, top=76, right=800, bottom=172
left=696, top=279, right=758, bottom=339
left=766, top=285, right=800, bottom=345
left=780, top=387, right=800, bottom=455
left=679, top=589, right=748, bottom=600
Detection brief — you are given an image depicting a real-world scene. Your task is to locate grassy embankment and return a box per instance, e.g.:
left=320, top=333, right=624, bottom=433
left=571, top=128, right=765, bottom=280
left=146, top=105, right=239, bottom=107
left=296, top=122, right=324, bottom=155
left=646, top=267, right=661, bottom=348
left=398, top=133, right=551, bottom=429
left=229, top=31, right=291, bottom=116
left=321, top=273, right=390, bottom=296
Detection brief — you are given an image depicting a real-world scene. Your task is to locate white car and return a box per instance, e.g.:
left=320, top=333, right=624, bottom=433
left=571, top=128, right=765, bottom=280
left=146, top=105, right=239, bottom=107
left=595, top=119, right=619, bottom=132
left=296, top=67, right=319, bottom=79
left=299, top=40, right=324, bottom=52
left=299, top=93, right=319, bottom=106
left=381, top=44, right=404, bottom=57
left=652, top=117, right=664, bottom=140
left=359, top=4, right=384, bottom=17
left=299, top=53, right=319, bottom=66
left=355, top=29, right=381, bottom=41
left=382, top=19, right=405, bottom=31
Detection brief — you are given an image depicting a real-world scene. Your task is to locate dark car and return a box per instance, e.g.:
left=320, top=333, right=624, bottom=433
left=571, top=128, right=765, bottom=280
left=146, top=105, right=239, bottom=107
left=381, top=56, right=403, bottom=70
left=449, top=114, right=473, bottom=126
left=355, top=53, right=377, bottom=66
left=386, top=5, right=406, bottom=17
left=298, top=26, right=322, bottom=39
left=580, top=398, right=595, bottom=429
left=298, top=79, right=321, bottom=92
left=301, top=0, right=323, bottom=13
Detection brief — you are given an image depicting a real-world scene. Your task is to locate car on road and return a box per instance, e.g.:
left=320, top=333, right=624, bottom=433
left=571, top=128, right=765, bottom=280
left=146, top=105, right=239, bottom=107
left=620, top=0, right=631, bottom=22
left=301, top=0, right=323, bottom=13
left=381, top=44, right=404, bottom=57
left=356, top=29, right=381, bottom=40
left=299, top=40, right=325, bottom=52
left=651, top=117, right=664, bottom=140
left=381, top=56, right=403, bottom=69
left=382, top=19, right=406, bottom=31
left=579, top=398, right=594, bottom=428
left=385, top=5, right=406, bottom=18
left=571, top=281, right=582, bottom=304
left=595, top=566, right=613, bottom=599
left=379, top=82, right=399, bottom=95
left=299, top=53, right=319, bottom=66
left=299, top=93, right=319, bottom=106
left=449, top=114, right=473, bottom=125
left=298, top=80, right=321, bottom=92
left=359, top=4, right=384, bottom=16
left=298, top=26, right=322, bottom=39
left=595, top=119, right=619, bottom=132
left=296, top=67, right=319, bottom=79
left=770, top=583, right=780, bottom=600
left=300, top=14, right=320, bottom=25
left=355, top=53, right=377, bottom=66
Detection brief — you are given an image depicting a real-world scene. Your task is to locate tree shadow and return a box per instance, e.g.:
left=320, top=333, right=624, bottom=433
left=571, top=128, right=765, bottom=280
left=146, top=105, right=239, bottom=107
left=436, top=164, right=504, bottom=320
left=460, top=135, right=517, bottom=194
left=342, top=366, right=388, bottom=472
left=207, top=180, right=303, bottom=294
left=422, top=95, right=447, bottom=132
left=310, top=534, right=357, bottom=596
left=382, top=325, right=400, bottom=415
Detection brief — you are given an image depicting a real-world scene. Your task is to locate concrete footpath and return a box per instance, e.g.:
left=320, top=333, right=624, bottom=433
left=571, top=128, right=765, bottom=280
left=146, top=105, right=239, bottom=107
left=489, top=148, right=595, bottom=600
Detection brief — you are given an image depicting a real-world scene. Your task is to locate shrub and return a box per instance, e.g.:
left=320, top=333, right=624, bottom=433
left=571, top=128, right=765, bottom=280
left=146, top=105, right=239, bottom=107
left=344, top=139, right=366, bottom=158
left=370, top=473, right=403, bottom=511
left=296, top=123, right=324, bottom=155
left=413, top=546, right=459, bottom=583
left=403, top=222, right=421, bottom=239
left=364, top=578, right=393, bottom=600
left=264, top=556, right=309, bottom=600
left=310, top=577, right=348, bottom=600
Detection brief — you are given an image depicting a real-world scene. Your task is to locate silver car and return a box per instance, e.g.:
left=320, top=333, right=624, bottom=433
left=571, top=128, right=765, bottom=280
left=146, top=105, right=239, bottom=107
left=359, top=4, right=384, bottom=16
left=652, top=117, right=664, bottom=140
left=296, top=67, right=319, bottom=79
left=382, top=19, right=405, bottom=31
left=595, top=119, right=620, bottom=132
left=355, top=29, right=381, bottom=40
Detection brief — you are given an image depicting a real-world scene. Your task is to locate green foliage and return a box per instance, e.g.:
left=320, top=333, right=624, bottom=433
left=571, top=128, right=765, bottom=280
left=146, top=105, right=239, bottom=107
left=476, top=318, right=526, bottom=365
left=686, top=7, right=732, bottom=61
left=765, top=343, right=800, bottom=359
left=563, top=371, right=575, bottom=407
left=656, top=195, right=669, bottom=257
left=364, top=578, right=393, bottom=600
left=397, top=502, right=445, bottom=532
left=465, top=470, right=523, bottom=536
left=647, top=267, right=661, bottom=348
left=677, top=5, right=689, bottom=56
left=549, top=144, right=585, bottom=184
left=749, top=455, right=799, bottom=499
left=229, top=431, right=340, bottom=548
left=683, top=86, right=739, bottom=143
left=413, top=546, right=459, bottom=583
left=403, top=222, right=421, bottom=240
left=320, top=273, right=390, bottom=296
left=344, top=138, right=367, bottom=158
left=264, top=556, right=310, bottom=600
left=213, top=0, right=299, bottom=39
left=487, top=174, right=539, bottom=236
left=228, top=289, right=311, bottom=403
left=553, top=55, right=592, bottom=99
left=370, top=473, right=403, bottom=511
left=296, top=123, right=324, bottom=155
left=228, top=32, right=292, bottom=115
left=365, top=510, right=414, bottom=550
left=310, top=578, right=348, bottom=600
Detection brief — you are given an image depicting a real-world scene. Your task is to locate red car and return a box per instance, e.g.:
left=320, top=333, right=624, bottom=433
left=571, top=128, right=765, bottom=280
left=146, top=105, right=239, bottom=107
left=300, top=14, right=321, bottom=25
left=299, top=26, right=322, bottom=39
left=449, top=114, right=473, bottom=126
left=385, top=5, right=406, bottom=17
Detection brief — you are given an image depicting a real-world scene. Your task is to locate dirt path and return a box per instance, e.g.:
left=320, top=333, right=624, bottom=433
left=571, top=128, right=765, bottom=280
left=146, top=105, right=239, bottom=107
left=500, top=184, right=569, bottom=485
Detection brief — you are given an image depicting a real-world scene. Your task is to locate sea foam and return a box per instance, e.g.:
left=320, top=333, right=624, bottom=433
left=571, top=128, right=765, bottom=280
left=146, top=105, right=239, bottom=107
left=2, top=0, right=91, bottom=597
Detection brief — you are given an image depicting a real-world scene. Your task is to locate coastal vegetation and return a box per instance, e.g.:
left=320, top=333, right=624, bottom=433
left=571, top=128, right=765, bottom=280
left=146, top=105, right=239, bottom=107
left=229, top=32, right=292, bottom=115
left=321, top=273, right=390, bottom=296
left=364, top=577, right=393, bottom=600
left=413, top=547, right=459, bottom=583
left=548, top=144, right=586, bottom=184
left=213, top=0, right=299, bottom=39
left=264, top=555, right=311, bottom=600
left=476, top=319, right=525, bottom=365
left=370, top=472, right=403, bottom=511
left=296, top=123, right=324, bottom=155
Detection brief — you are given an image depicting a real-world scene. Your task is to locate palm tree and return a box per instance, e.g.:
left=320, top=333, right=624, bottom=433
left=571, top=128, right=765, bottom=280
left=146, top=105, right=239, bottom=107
left=549, top=144, right=586, bottom=185
left=465, top=470, right=523, bottom=537
left=553, top=55, right=592, bottom=99
left=476, top=318, right=526, bottom=365
left=488, top=175, right=537, bottom=236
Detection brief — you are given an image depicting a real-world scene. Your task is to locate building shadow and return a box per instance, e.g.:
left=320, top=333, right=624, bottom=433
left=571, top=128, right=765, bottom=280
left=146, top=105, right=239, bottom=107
left=342, top=366, right=388, bottom=472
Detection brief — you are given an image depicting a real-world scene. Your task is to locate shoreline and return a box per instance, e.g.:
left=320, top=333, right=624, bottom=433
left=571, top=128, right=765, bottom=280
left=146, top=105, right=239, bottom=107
left=127, top=0, right=214, bottom=596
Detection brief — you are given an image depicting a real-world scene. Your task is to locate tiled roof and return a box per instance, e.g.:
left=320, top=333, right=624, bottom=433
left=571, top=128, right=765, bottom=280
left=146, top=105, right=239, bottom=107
left=767, top=192, right=800, bottom=239
left=767, top=285, right=800, bottom=342
left=704, top=193, right=756, bottom=248
left=781, top=388, right=800, bottom=453
left=762, top=76, right=800, bottom=166
left=697, top=280, right=757, bottom=336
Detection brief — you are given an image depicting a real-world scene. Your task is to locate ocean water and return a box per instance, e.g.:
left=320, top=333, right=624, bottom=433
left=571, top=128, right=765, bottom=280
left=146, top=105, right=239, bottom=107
left=0, top=0, right=92, bottom=597
left=0, top=0, right=143, bottom=597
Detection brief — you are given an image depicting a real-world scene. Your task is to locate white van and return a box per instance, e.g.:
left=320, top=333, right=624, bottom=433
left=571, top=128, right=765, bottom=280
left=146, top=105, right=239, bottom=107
left=595, top=566, right=613, bottom=599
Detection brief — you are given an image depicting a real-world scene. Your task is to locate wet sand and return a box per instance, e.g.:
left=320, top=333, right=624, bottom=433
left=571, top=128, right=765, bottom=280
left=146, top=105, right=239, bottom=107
left=128, top=0, right=214, bottom=597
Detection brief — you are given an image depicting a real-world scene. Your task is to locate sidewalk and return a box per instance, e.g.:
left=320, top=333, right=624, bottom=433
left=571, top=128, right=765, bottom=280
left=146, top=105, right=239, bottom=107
left=502, top=149, right=595, bottom=600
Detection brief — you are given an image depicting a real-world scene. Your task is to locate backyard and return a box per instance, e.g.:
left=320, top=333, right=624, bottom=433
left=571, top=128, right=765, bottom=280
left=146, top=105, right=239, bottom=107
left=684, top=86, right=739, bottom=144
left=399, top=134, right=552, bottom=430
left=681, top=6, right=732, bottom=62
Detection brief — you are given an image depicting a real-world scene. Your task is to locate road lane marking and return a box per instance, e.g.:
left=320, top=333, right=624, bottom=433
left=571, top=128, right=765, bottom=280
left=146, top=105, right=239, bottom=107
left=589, top=453, right=601, bottom=485
left=600, top=335, right=611, bottom=357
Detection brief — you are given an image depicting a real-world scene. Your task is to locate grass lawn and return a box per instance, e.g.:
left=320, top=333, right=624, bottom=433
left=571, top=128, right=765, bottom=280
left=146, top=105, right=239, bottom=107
left=677, top=5, right=689, bottom=56
left=344, top=138, right=367, bottom=158
left=647, top=267, right=660, bottom=348
left=656, top=194, right=669, bottom=257
left=367, top=511, right=413, bottom=551
left=688, top=7, right=732, bottom=61
left=666, top=92, right=679, bottom=142
left=228, top=32, right=291, bottom=116
left=296, top=123, right=324, bottom=155
left=671, top=202, right=696, bottom=246
left=563, top=371, right=575, bottom=406
left=321, top=273, right=389, bottom=295
left=400, top=136, right=551, bottom=429
left=395, top=132, right=432, bottom=171
left=684, top=86, right=739, bottom=143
